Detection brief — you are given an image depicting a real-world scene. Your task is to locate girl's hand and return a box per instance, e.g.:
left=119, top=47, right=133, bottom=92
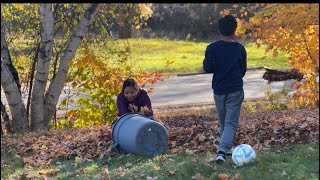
left=143, top=106, right=152, bottom=114
left=129, top=103, right=138, bottom=112
left=139, top=106, right=151, bottom=116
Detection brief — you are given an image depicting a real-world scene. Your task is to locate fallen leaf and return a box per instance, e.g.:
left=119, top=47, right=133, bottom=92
left=211, top=164, right=217, bottom=172
left=234, top=173, right=241, bottom=180
left=125, top=162, right=132, bottom=168
left=192, top=173, right=204, bottom=180
left=75, top=157, right=84, bottom=164
left=282, top=171, right=287, bottom=176
left=218, top=173, right=229, bottom=180
left=146, top=175, right=158, bottom=180
left=27, top=174, right=37, bottom=179
left=198, top=134, right=206, bottom=142
left=186, top=149, right=194, bottom=155
left=166, top=170, right=176, bottom=176
left=104, top=167, right=109, bottom=174
left=191, top=158, right=198, bottom=163
left=207, top=157, right=215, bottom=163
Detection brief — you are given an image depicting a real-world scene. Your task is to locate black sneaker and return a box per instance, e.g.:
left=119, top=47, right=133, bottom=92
left=226, top=148, right=233, bottom=156
left=216, top=150, right=226, bottom=164
left=216, top=148, right=233, bottom=156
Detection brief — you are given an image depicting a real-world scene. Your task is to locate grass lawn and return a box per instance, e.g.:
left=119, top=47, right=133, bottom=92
left=1, top=143, right=318, bottom=179
left=11, top=38, right=290, bottom=76
left=102, top=38, right=290, bottom=74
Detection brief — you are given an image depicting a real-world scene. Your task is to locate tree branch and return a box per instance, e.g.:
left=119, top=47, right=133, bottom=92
left=302, top=32, right=319, bottom=70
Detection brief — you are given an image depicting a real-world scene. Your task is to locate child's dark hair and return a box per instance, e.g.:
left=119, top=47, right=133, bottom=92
left=121, top=78, right=139, bottom=93
left=218, top=15, right=237, bottom=36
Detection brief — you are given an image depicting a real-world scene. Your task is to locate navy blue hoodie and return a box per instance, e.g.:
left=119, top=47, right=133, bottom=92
left=203, top=40, right=247, bottom=95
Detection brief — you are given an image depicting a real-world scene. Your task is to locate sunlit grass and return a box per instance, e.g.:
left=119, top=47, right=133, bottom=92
left=10, top=38, right=291, bottom=76
left=122, top=38, right=290, bottom=74
left=1, top=143, right=318, bottom=179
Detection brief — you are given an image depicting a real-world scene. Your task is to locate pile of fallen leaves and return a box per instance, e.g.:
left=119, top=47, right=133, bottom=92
left=163, top=108, right=319, bottom=154
left=1, top=108, right=318, bottom=168
left=1, top=126, right=113, bottom=168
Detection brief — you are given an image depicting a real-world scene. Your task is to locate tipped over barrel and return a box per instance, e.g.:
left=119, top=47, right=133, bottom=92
left=112, top=113, right=169, bottom=156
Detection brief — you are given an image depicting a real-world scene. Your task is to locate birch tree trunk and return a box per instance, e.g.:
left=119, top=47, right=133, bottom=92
left=1, top=31, right=21, bottom=91
left=1, top=100, right=13, bottom=133
left=1, top=31, right=29, bottom=133
left=43, top=3, right=99, bottom=128
left=30, top=4, right=54, bottom=131
left=1, top=59, right=29, bottom=133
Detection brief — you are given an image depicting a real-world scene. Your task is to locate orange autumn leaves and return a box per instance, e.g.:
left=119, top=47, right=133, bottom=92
left=223, top=3, right=319, bottom=107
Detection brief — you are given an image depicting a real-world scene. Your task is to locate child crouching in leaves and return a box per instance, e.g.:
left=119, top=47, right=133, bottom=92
left=116, top=78, right=153, bottom=118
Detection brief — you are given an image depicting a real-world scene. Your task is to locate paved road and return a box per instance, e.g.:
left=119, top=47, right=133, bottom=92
left=1, top=70, right=297, bottom=114
left=147, top=70, right=296, bottom=107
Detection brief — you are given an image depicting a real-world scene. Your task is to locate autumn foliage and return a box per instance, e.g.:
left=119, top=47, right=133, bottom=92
left=59, top=43, right=165, bottom=128
left=223, top=3, right=319, bottom=107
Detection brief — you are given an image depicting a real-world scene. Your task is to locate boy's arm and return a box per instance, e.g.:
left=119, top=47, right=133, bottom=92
left=241, top=46, right=247, bottom=77
left=203, top=45, right=215, bottom=73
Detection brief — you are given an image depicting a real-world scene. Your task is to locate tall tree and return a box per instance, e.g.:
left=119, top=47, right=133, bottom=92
left=43, top=3, right=99, bottom=128
left=30, top=4, right=54, bottom=130
left=1, top=29, right=29, bottom=132
left=1, top=3, right=99, bottom=132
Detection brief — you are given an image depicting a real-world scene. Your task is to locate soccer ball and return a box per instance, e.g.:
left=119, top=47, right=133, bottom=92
left=232, top=144, right=256, bottom=166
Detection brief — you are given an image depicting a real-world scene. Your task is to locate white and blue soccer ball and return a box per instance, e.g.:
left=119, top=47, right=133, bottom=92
left=232, top=144, right=256, bottom=166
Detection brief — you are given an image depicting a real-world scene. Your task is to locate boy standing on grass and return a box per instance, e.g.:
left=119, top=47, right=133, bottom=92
left=203, top=15, right=247, bottom=163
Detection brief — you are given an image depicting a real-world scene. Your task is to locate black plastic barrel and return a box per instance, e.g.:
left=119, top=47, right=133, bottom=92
left=111, top=113, right=169, bottom=156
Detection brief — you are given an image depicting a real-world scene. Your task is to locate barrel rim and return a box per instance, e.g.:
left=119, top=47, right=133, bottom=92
left=111, top=112, right=140, bottom=137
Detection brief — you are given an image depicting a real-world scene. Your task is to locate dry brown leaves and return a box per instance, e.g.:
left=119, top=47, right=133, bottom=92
left=160, top=108, right=319, bottom=154
left=1, top=108, right=318, bottom=167
left=1, top=126, right=114, bottom=167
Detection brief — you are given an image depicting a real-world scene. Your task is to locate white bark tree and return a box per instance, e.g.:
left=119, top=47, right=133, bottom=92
left=30, top=4, right=54, bottom=131
left=1, top=3, right=99, bottom=132
left=1, top=31, right=29, bottom=133
left=43, top=3, right=99, bottom=128
left=1, top=58, right=29, bottom=133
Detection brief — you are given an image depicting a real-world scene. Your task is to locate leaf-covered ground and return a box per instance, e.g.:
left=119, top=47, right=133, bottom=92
left=1, top=107, right=319, bottom=168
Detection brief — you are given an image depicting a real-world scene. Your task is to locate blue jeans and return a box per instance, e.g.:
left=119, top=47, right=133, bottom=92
left=213, top=90, right=244, bottom=153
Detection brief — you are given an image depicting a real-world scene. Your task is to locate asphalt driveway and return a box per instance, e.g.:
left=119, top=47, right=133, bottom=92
left=1, top=70, right=297, bottom=116
left=147, top=70, right=296, bottom=107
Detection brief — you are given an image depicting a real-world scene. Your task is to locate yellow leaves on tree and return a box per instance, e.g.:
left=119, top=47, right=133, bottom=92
left=60, top=43, right=165, bottom=128
left=232, top=3, right=319, bottom=107
left=137, top=3, right=153, bottom=18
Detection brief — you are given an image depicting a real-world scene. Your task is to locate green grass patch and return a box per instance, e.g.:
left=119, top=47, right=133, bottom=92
left=1, top=143, right=318, bottom=179
left=10, top=38, right=290, bottom=76
left=107, top=38, right=290, bottom=74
